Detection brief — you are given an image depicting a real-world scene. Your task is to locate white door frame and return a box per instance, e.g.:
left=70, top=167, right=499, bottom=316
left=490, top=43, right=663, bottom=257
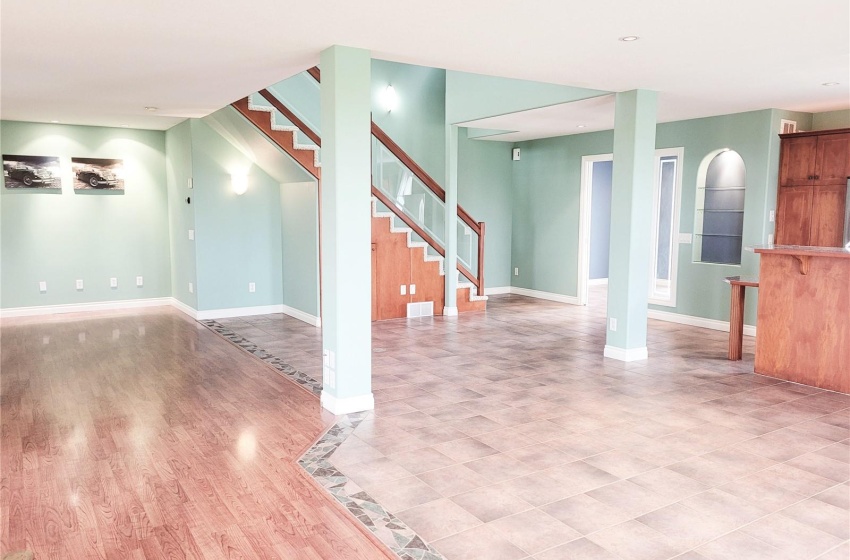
left=578, top=153, right=613, bottom=306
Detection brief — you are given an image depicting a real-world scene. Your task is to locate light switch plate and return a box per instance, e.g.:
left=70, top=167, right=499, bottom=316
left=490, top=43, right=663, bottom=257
left=39, top=281, right=47, bottom=293
left=400, top=285, right=407, bottom=296
left=248, top=282, right=256, bottom=293
left=110, top=277, right=118, bottom=288
left=410, top=284, right=416, bottom=295
left=188, top=229, right=195, bottom=240
left=136, top=276, right=143, bottom=287
left=188, top=282, right=194, bottom=294
left=769, top=210, right=775, bottom=222
left=76, top=279, right=84, bottom=290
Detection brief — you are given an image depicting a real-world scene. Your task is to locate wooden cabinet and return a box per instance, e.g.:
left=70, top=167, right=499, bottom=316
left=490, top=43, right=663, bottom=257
left=776, top=129, right=850, bottom=247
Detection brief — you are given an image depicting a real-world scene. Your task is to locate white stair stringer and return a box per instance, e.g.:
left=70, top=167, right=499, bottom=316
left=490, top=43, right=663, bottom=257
left=371, top=197, right=487, bottom=303
left=247, top=95, right=322, bottom=168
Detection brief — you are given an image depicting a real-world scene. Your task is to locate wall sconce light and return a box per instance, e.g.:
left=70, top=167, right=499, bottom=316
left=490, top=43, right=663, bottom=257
left=231, top=173, right=248, bottom=195
left=382, top=85, right=398, bottom=112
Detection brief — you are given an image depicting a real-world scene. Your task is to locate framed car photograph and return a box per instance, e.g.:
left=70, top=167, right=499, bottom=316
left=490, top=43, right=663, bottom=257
left=71, top=157, right=124, bottom=191
left=3, top=155, right=62, bottom=189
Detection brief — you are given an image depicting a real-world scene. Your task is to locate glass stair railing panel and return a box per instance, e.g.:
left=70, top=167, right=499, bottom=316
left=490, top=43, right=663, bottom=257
left=457, top=216, right=479, bottom=280
left=372, top=136, right=446, bottom=249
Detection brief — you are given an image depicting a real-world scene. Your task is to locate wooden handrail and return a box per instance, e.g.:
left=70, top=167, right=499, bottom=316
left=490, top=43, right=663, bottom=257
left=306, top=66, right=485, bottom=294
left=372, top=186, right=479, bottom=289
left=256, top=89, right=322, bottom=148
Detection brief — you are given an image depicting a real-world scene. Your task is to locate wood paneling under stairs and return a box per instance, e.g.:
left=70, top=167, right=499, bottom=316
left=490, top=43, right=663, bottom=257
left=0, top=310, right=395, bottom=559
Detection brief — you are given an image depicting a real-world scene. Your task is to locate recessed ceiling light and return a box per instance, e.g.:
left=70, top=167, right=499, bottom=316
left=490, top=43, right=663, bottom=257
left=822, top=82, right=840, bottom=86
left=577, top=125, right=586, bottom=128
left=619, top=36, right=640, bottom=42
left=50, top=120, right=59, bottom=123
left=120, top=124, right=130, bottom=128
left=144, top=106, right=158, bottom=112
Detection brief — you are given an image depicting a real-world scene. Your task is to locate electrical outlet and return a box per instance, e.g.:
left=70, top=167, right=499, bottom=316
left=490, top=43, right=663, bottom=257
left=248, top=282, right=256, bottom=293
left=609, top=318, right=618, bottom=332
left=768, top=234, right=775, bottom=246
left=76, top=279, right=84, bottom=290
left=400, top=285, right=407, bottom=296
left=39, top=281, right=47, bottom=293
left=188, top=229, right=195, bottom=240
left=188, top=282, right=194, bottom=294
left=410, top=284, right=416, bottom=295
left=514, top=267, right=519, bottom=276
left=187, top=177, right=193, bottom=189
left=136, top=276, right=143, bottom=287
left=769, top=210, right=775, bottom=223
left=110, top=277, right=118, bottom=288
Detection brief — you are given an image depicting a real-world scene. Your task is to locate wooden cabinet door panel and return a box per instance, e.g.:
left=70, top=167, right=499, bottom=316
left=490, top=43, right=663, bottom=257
left=813, top=133, right=850, bottom=185
left=810, top=184, right=848, bottom=247
left=775, top=185, right=813, bottom=246
left=372, top=219, right=411, bottom=320
left=779, top=136, right=817, bottom=187
left=372, top=244, right=378, bottom=321
left=409, top=248, right=445, bottom=315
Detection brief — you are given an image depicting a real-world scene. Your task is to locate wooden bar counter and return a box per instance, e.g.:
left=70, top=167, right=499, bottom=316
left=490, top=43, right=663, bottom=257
left=754, top=245, right=850, bottom=393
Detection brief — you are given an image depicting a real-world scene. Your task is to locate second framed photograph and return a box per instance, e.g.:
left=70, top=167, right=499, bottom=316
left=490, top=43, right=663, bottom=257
left=72, top=157, right=124, bottom=191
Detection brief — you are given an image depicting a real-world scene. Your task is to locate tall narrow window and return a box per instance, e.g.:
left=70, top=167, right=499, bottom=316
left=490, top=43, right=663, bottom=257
left=649, top=148, right=684, bottom=306
left=694, top=150, right=746, bottom=265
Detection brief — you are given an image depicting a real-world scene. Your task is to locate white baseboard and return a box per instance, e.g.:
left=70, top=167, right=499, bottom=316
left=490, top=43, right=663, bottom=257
left=588, top=278, right=609, bottom=286
left=320, top=391, right=375, bottom=414
left=443, top=306, right=459, bottom=316
left=510, top=287, right=581, bottom=305
left=484, top=286, right=512, bottom=296
left=604, top=345, right=649, bottom=362
left=169, top=298, right=198, bottom=319
left=648, top=309, right=756, bottom=337
left=195, top=303, right=321, bottom=327
left=0, top=297, right=173, bottom=318
left=281, top=304, right=321, bottom=327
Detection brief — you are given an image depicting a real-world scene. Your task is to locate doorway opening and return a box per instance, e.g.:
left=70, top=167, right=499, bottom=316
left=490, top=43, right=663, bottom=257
left=578, top=154, right=613, bottom=307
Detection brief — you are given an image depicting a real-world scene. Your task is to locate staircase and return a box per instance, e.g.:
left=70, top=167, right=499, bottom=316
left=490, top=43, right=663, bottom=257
left=231, top=67, right=487, bottom=318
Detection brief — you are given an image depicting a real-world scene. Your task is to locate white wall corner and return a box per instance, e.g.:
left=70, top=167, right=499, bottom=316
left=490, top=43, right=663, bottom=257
left=281, top=305, right=322, bottom=327
left=603, top=345, right=649, bottom=362
left=443, top=306, right=459, bottom=316
left=320, top=391, right=374, bottom=415
left=510, top=287, right=581, bottom=305
left=169, top=297, right=198, bottom=319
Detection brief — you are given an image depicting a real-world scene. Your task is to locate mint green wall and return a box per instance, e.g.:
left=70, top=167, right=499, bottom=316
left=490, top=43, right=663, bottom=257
left=511, top=130, right=613, bottom=295
left=511, top=109, right=794, bottom=327
left=267, top=71, right=322, bottom=136
left=1, top=121, right=170, bottom=309
left=446, top=71, right=608, bottom=124
left=281, top=181, right=320, bottom=316
left=189, top=119, right=284, bottom=311
left=812, top=109, right=850, bottom=131
left=165, top=120, right=197, bottom=308
left=372, top=61, right=447, bottom=185
left=458, top=132, right=513, bottom=288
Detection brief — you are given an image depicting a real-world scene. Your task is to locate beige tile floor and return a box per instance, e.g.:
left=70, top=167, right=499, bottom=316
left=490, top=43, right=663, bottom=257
left=219, top=289, right=849, bottom=560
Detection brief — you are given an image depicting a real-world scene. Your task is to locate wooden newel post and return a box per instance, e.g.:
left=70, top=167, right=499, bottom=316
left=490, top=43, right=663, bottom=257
left=477, top=222, right=486, bottom=295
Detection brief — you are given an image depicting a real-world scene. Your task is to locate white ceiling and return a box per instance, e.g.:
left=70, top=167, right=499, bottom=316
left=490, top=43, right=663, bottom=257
left=2, top=0, right=848, bottom=131
left=462, top=96, right=617, bottom=141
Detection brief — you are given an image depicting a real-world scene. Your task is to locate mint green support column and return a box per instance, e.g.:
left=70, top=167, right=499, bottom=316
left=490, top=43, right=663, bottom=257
left=319, top=46, right=373, bottom=413
left=605, top=90, right=658, bottom=362
left=443, top=124, right=459, bottom=315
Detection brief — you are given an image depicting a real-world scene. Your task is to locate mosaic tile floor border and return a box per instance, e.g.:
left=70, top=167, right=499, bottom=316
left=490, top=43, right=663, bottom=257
left=199, top=319, right=447, bottom=560
left=200, top=319, right=323, bottom=395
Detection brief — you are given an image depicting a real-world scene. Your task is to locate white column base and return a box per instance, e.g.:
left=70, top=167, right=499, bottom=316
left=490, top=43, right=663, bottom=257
left=320, top=391, right=374, bottom=414
left=443, top=306, right=458, bottom=316
left=603, top=345, right=649, bottom=362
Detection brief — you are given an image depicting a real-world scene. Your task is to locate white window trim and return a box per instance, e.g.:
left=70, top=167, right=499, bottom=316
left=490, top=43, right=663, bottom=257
left=648, top=147, right=684, bottom=308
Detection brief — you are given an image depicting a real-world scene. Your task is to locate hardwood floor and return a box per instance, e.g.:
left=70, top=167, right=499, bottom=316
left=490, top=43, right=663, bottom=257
left=0, top=309, right=394, bottom=559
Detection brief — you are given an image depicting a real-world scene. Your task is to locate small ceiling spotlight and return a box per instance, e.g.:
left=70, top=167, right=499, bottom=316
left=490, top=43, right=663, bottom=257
left=50, top=120, right=59, bottom=123
left=619, top=36, right=640, bottom=42
left=144, top=106, right=158, bottom=112
left=576, top=124, right=586, bottom=128
left=120, top=124, right=130, bottom=128
left=821, top=82, right=840, bottom=86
